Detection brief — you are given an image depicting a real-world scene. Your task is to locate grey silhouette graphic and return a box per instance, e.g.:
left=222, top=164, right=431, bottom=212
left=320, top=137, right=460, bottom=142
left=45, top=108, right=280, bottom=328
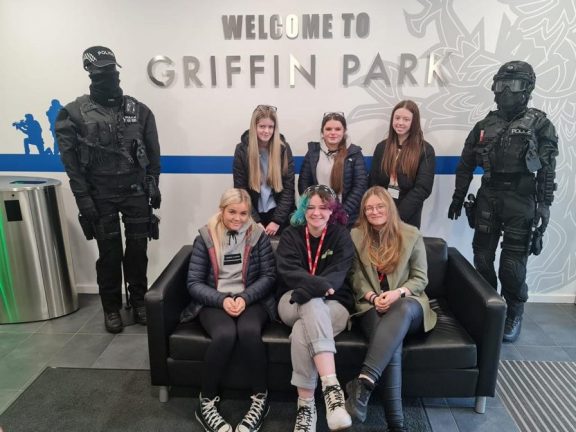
left=12, top=114, right=47, bottom=155
left=46, top=99, right=63, bottom=155
left=348, top=0, right=576, bottom=293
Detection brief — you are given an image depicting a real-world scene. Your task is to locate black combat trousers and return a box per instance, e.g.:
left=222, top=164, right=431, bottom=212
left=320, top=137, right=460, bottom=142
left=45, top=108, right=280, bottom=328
left=472, top=182, right=535, bottom=318
left=93, top=194, right=149, bottom=313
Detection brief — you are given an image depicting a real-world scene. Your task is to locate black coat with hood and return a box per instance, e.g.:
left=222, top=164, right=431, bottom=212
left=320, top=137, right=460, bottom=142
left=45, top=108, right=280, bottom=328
left=298, top=141, right=367, bottom=227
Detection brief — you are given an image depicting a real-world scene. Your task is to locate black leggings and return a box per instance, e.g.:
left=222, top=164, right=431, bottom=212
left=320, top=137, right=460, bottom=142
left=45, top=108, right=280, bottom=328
left=359, top=298, right=423, bottom=427
left=199, top=304, right=269, bottom=398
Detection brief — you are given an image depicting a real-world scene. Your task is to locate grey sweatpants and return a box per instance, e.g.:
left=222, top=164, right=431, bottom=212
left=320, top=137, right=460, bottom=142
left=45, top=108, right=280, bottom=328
left=278, top=291, right=349, bottom=390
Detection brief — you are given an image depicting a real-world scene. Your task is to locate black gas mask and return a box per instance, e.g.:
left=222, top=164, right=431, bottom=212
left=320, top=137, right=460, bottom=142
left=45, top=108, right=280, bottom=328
left=88, top=65, right=123, bottom=107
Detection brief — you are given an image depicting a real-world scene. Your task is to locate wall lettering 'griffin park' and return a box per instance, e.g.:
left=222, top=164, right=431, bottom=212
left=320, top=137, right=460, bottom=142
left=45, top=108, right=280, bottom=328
left=147, top=12, right=446, bottom=88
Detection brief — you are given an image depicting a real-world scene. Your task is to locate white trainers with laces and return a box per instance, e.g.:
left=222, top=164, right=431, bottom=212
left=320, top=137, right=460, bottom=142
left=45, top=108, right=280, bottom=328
left=293, top=397, right=317, bottom=432
left=321, top=375, right=352, bottom=431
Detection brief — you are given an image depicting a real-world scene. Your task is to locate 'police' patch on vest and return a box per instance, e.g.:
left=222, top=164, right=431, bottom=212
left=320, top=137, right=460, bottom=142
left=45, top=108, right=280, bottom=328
left=510, top=128, right=531, bottom=136
left=223, top=253, right=242, bottom=265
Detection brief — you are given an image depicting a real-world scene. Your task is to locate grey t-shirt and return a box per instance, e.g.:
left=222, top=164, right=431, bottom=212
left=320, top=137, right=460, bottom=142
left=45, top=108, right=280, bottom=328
left=217, top=225, right=248, bottom=295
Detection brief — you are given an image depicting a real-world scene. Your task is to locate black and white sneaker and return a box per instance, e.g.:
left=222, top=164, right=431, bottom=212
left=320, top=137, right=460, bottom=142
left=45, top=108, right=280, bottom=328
left=293, top=398, right=317, bottom=432
left=195, top=394, right=233, bottom=432
left=321, top=376, right=352, bottom=431
left=235, top=391, right=270, bottom=432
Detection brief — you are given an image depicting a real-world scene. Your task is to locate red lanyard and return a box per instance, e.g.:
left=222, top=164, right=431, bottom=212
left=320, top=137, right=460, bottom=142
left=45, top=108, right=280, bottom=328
left=378, top=271, right=385, bottom=282
left=305, top=226, right=327, bottom=275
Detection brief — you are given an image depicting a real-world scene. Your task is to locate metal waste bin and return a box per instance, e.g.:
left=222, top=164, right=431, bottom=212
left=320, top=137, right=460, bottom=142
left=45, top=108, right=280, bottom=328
left=0, top=175, right=78, bottom=323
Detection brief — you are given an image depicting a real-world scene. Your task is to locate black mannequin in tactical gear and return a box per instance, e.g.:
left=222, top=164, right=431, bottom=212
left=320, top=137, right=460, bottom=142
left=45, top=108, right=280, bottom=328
left=56, top=46, right=161, bottom=333
left=448, top=61, right=558, bottom=343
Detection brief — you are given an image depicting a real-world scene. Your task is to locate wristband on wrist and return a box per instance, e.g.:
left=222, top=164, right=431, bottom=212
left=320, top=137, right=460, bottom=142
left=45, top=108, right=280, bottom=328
left=369, top=293, right=377, bottom=304
left=398, top=287, right=406, bottom=298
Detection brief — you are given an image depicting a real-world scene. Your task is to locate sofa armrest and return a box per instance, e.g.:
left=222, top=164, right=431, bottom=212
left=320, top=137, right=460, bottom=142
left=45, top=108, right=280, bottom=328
left=444, top=247, right=506, bottom=397
left=145, top=245, right=193, bottom=385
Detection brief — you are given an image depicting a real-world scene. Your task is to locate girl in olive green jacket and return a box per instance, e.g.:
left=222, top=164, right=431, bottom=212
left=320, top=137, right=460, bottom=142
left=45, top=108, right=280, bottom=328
left=344, top=186, right=437, bottom=432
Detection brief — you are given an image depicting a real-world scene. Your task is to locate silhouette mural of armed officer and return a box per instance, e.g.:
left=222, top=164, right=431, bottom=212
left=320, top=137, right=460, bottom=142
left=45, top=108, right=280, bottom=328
left=46, top=99, right=63, bottom=155
left=13, top=114, right=46, bottom=155
left=448, top=61, right=558, bottom=343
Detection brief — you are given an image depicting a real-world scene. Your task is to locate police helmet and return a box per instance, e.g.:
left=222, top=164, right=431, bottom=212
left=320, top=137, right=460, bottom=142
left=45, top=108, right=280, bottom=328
left=492, top=61, right=535, bottom=94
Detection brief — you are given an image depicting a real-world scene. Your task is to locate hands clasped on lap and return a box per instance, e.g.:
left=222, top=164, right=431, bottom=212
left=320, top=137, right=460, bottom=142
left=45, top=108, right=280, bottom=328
left=223, top=296, right=246, bottom=317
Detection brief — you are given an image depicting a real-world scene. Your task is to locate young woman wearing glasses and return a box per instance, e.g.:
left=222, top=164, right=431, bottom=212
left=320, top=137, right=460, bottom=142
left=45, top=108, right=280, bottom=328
left=276, top=185, right=354, bottom=432
left=298, top=112, right=367, bottom=228
left=233, top=105, right=295, bottom=236
left=369, top=100, right=435, bottom=228
left=345, top=186, right=437, bottom=432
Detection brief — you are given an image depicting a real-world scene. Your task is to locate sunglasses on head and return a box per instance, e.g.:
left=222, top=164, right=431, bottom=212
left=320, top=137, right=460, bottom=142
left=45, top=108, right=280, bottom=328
left=323, top=111, right=345, bottom=118
left=254, top=105, right=277, bottom=112
left=303, top=184, right=336, bottom=199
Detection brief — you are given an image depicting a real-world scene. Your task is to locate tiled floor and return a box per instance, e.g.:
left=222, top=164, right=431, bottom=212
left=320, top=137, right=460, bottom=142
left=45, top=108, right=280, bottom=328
left=0, top=295, right=575, bottom=431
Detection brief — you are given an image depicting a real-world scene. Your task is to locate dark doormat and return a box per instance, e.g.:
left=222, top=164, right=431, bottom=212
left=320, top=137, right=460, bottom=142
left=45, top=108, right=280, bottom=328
left=0, top=367, right=432, bottom=431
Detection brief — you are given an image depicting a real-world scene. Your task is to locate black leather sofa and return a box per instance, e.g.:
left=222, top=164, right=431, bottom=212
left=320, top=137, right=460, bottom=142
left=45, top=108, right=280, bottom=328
left=146, top=237, right=506, bottom=413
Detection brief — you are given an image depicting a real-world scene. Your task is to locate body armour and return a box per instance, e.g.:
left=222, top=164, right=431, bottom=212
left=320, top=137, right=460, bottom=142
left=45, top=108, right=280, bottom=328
left=76, top=95, right=148, bottom=197
left=476, top=108, right=544, bottom=178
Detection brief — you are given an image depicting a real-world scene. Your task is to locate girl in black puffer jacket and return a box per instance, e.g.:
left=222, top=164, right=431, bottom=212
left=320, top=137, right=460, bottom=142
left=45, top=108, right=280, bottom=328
left=298, top=112, right=368, bottom=228
left=182, top=188, right=276, bottom=432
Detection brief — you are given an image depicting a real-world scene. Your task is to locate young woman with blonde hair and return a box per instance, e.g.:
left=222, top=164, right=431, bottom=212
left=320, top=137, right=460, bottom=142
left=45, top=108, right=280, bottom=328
left=345, top=186, right=437, bottom=432
left=181, top=188, right=277, bottom=432
left=233, top=105, right=295, bottom=235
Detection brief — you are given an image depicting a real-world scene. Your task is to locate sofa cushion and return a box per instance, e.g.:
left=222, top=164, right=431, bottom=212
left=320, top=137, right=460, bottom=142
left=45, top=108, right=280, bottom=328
left=169, top=297, right=477, bottom=371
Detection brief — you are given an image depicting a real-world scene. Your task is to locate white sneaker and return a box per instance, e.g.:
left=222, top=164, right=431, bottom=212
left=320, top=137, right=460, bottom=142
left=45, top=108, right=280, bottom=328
left=294, top=397, right=317, bottom=432
left=321, top=375, right=352, bottom=431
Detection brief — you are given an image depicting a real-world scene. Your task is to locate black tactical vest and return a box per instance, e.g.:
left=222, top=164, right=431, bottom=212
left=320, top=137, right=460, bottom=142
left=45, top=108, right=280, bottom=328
left=476, top=108, right=543, bottom=175
left=75, top=95, right=148, bottom=196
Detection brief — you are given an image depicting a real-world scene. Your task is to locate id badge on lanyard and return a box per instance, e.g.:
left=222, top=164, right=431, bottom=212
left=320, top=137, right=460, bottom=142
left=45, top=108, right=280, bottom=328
left=387, top=184, right=400, bottom=199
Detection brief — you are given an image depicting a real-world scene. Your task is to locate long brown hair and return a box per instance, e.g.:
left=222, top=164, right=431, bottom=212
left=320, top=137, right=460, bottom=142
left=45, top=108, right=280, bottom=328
left=380, top=100, right=424, bottom=181
left=321, top=113, right=348, bottom=195
left=356, top=186, right=403, bottom=274
left=247, top=105, right=286, bottom=192
left=207, top=188, right=254, bottom=264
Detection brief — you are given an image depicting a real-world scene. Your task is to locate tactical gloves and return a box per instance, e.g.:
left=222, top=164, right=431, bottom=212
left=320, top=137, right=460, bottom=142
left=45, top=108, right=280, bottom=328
left=533, top=203, right=550, bottom=232
left=75, top=195, right=99, bottom=221
left=146, top=175, right=161, bottom=209
left=448, top=199, right=463, bottom=220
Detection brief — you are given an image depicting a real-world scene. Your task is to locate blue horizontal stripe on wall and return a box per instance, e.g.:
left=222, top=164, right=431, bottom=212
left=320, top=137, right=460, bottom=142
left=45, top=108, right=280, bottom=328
left=0, top=154, right=479, bottom=175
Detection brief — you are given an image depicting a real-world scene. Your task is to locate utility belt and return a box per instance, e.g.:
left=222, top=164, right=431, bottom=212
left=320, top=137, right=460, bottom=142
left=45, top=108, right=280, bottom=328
left=482, top=173, right=535, bottom=195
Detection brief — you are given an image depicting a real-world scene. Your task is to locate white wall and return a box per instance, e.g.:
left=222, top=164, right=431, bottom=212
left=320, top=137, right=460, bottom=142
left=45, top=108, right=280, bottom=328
left=1, top=0, right=575, bottom=302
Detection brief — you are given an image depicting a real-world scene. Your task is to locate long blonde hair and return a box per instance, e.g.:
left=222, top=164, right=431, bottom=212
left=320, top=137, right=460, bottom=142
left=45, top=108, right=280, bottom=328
left=356, top=186, right=403, bottom=274
left=248, top=105, right=286, bottom=192
left=207, top=188, right=254, bottom=264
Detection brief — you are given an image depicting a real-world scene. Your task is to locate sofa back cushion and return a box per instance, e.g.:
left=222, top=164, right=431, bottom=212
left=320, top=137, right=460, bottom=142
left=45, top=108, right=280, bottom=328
left=423, top=237, right=447, bottom=299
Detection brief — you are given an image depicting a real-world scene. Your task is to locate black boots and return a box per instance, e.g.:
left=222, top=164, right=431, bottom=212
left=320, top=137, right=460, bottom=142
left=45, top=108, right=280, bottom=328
left=104, top=311, right=123, bottom=333
left=503, top=314, right=522, bottom=342
left=132, top=305, right=147, bottom=325
left=345, top=377, right=375, bottom=423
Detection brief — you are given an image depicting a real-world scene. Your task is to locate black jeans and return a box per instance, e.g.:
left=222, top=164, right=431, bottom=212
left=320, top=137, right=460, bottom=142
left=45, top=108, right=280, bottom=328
left=359, top=298, right=423, bottom=428
left=93, top=194, right=149, bottom=313
left=199, top=304, right=269, bottom=397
